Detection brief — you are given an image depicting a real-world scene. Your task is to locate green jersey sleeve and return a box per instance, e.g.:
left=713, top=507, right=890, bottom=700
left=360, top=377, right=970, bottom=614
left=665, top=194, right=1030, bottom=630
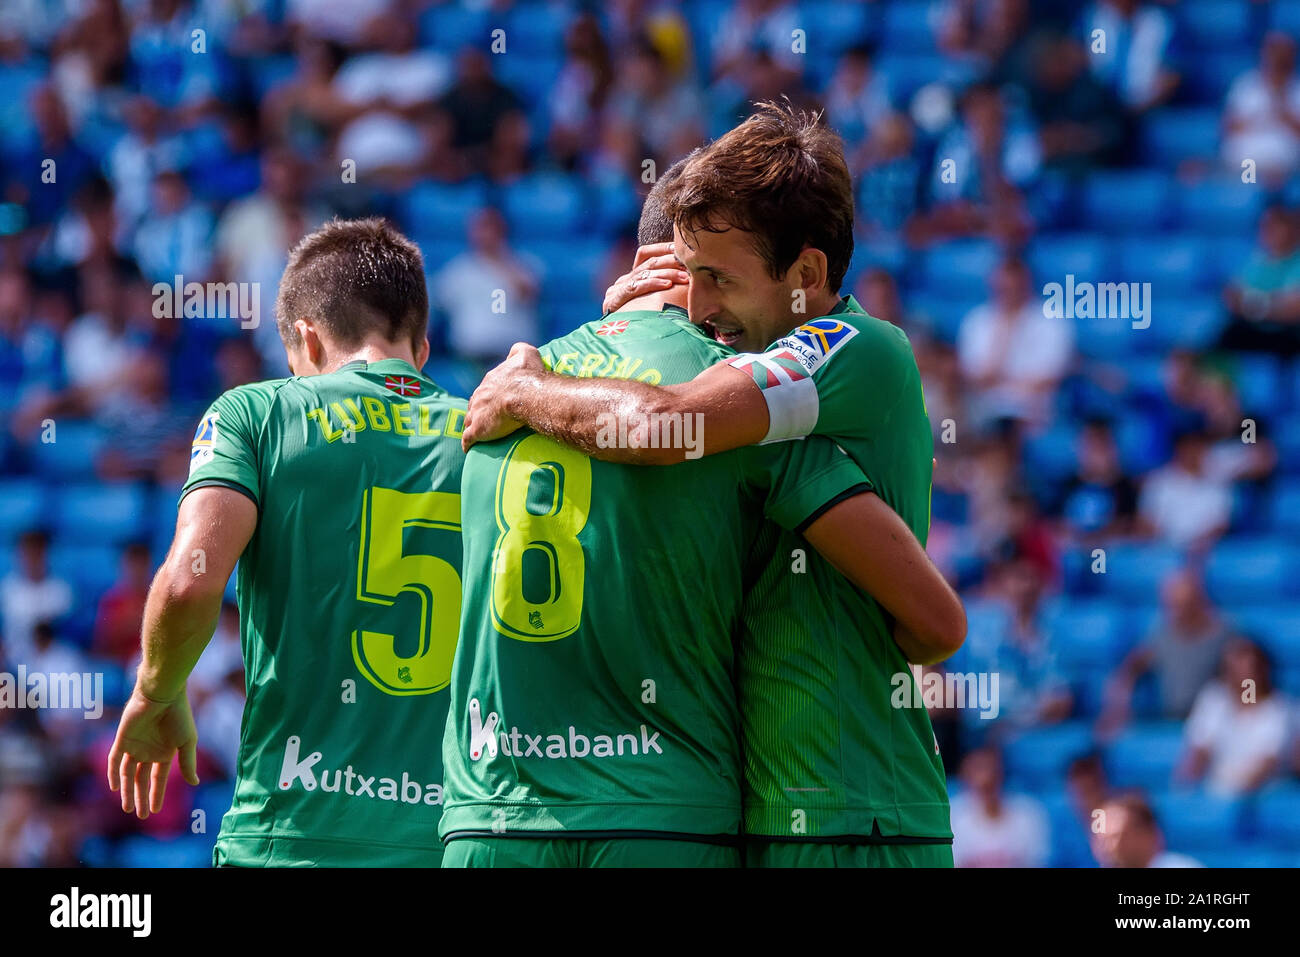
left=745, top=436, right=873, bottom=533
left=180, top=382, right=281, bottom=508
left=726, top=313, right=916, bottom=444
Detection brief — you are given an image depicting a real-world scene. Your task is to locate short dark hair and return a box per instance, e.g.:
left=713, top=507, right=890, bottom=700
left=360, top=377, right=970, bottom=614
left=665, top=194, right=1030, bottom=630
left=276, top=217, right=429, bottom=353
left=637, top=152, right=697, bottom=246
left=663, top=100, right=855, bottom=292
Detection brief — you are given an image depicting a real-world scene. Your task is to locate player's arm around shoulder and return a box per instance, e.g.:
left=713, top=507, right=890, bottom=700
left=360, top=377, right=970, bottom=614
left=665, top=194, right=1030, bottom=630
left=802, top=492, right=966, bottom=665
left=461, top=341, right=770, bottom=464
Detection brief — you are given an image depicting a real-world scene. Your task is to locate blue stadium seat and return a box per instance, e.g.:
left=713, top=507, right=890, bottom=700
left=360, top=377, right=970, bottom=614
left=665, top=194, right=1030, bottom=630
left=1142, top=108, right=1221, bottom=167
left=0, top=479, right=46, bottom=541
left=1178, top=0, right=1256, bottom=50
left=1045, top=601, right=1132, bottom=671
left=501, top=173, right=587, bottom=239
left=1027, top=234, right=1112, bottom=284
left=1105, top=722, right=1184, bottom=790
left=52, top=484, right=149, bottom=546
left=1178, top=179, right=1264, bottom=232
left=1270, top=481, right=1300, bottom=536
left=116, top=834, right=212, bottom=868
left=877, top=54, right=973, bottom=101
left=1206, top=538, right=1298, bottom=603
left=1113, top=410, right=1168, bottom=473
left=504, top=3, right=571, bottom=57
left=1082, top=172, right=1173, bottom=233
left=424, top=357, right=485, bottom=399
left=1115, top=235, right=1212, bottom=292
left=193, top=780, right=235, bottom=839
left=47, top=542, right=120, bottom=596
left=1002, top=722, right=1095, bottom=791
left=1223, top=604, right=1300, bottom=667
left=1276, top=416, right=1300, bottom=474
left=418, top=5, right=490, bottom=51
left=1273, top=2, right=1300, bottom=34
left=921, top=239, right=1001, bottom=299
left=1040, top=789, right=1099, bottom=868
left=902, top=291, right=980, bottom=343
left=1023, top=426, right=1079, bottom=485
left=494, top=54, right=563, bottom=107
left=1151, top=297, right=1227, bottom=351
left=1094, top=543, right=1185, bottom=603
left=1252, top=786, right=1300, bottom=849
left=800, top=0, right=874, bottom=57
left=1206, top=234, right=1255, bottom=287
left=881, top=1, right=940, bottom=53
left=402, top=181, right=490, bottom=243
left=1230, top=353, right=1286, bottom=416
left=1186, top=51, right=1255, bottom=103
left=1152, top=790, right=1245, bottom=851
left=1197, top=845, right=1299, bottom=868
left=27, top=422, right=107, bottom=480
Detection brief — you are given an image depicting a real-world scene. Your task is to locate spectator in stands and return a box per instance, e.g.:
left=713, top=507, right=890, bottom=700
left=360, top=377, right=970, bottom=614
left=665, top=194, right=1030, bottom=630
left=1136, top=429, right=1232, bottom=552
left=0, top=530, right=72, bottom=667
left=61, top=259, right=143, bottom=396
left=213, top=147, right=326, bottom=372
left=951, top=745, right=1051, bottom=867
left=1091, top=793, right=1202, bottom=868
left=1201, top=372, right=1276, bottom=483
left=1177, top=638, right=1291, bottom=798
left=1219, top=204, right=1300, bottom=356
left=93, top=345, right=195, bottom=483
left=1081, top=0, right=1181, bottom=117
left=104, top=96, right=185, bottom=235
left=708, top=0, right=802, bottom=85
left=7, top=84, right=95, bottom=228
left=1061, top=752, right=1109, bottom=867
left=24, top=620, right=91, bottom=739
left=964, top=556, right=1073, bottom=728
left=824, top=46, right=893, bottom=151
left=957, top=256, right=1074, bottom=428
left=92, top=541, right=153, bottom=665
left=132, top=169, right=215, bottom=284
left=435, top=47, right=526, bottom=173
left=331, top=13, right=451, bottom=186
left=605, top=35, right=704, bottom=161
left=1058, top=418, right=1139, bottom=541
left=1025, top=32, right=1123, bottom=174
left=1222, top=32, right=1300, bottom=185
left=913, top=83, right=1038, bottom=247
left=853, top=112, right=924, bottom=237
left=549, top=13, right=615, bottom=168
left=432, top=207, right=540, bottom=363
left=1098, top=567, right=1231, bottom=735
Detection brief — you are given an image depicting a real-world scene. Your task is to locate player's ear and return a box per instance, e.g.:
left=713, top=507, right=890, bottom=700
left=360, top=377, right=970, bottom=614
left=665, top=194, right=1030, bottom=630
left=294, top=318, right=325, bottom=372
left=415, top=336, right=430, bottom=370
left=791, top=247, right=829, bottom=295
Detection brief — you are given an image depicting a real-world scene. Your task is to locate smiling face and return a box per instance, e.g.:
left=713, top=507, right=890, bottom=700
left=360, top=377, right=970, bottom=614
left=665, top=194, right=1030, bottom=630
left=675, top=222, right=830, bottom=354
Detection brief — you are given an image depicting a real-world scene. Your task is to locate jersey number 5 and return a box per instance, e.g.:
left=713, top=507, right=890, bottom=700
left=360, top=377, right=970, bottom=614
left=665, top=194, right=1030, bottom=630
left=490, top=434, right=591, bottom=641
left=352, top=487, right=461, bottom=695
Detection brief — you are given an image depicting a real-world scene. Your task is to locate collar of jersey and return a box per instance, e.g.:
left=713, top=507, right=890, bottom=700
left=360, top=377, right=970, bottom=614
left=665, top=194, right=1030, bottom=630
left=336, top=357, right=420, bottom=374
left=831, top=294, right=867, bottom=316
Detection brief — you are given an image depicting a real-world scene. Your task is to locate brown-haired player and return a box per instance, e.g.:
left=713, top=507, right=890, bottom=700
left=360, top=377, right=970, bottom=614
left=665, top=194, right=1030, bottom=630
left=460, top=102, right=957, bottom=867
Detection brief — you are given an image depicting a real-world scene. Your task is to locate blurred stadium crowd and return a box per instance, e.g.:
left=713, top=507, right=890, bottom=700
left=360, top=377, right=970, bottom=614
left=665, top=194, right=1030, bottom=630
left=1, top=0, right=1299, bottom=867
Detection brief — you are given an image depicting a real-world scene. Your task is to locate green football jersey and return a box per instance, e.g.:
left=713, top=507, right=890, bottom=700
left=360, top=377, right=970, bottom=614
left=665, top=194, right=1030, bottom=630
left=439, top=308, right=870, bottom=840
left=182, top=357, right=467, bottom=866
left=724, top=296, right=951, bottom=840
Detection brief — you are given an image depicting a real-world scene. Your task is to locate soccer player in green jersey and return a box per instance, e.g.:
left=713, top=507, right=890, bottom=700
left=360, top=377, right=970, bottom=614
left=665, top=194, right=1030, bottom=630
left=462, top=103, right=959, bottom=867
left=107, top=219, right=466, bottom=866
left=441, top=161, right=964, bottom=868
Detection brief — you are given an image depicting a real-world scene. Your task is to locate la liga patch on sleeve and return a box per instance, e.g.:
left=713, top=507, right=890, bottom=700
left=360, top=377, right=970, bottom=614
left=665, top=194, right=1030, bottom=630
left=189, top=411, right=220, bottom=475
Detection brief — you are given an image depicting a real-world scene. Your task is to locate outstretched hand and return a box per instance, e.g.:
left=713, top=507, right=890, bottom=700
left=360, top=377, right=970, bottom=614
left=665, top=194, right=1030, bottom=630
left=107, top=686, right=200, bottom=820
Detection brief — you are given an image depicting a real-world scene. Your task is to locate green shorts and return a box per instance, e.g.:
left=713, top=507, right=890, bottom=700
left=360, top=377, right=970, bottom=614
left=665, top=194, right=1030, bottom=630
left=442, top=836, right=740, bottom=868
left=745, top=840, right=954, bottom=868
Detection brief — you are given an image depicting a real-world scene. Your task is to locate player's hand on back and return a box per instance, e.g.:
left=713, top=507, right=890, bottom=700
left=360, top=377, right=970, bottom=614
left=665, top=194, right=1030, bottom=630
left=107, top=686, right=200, bottom=820
left=601, top=242, right=689, bottom=315
left=462, top=342, right=542, bottom=450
